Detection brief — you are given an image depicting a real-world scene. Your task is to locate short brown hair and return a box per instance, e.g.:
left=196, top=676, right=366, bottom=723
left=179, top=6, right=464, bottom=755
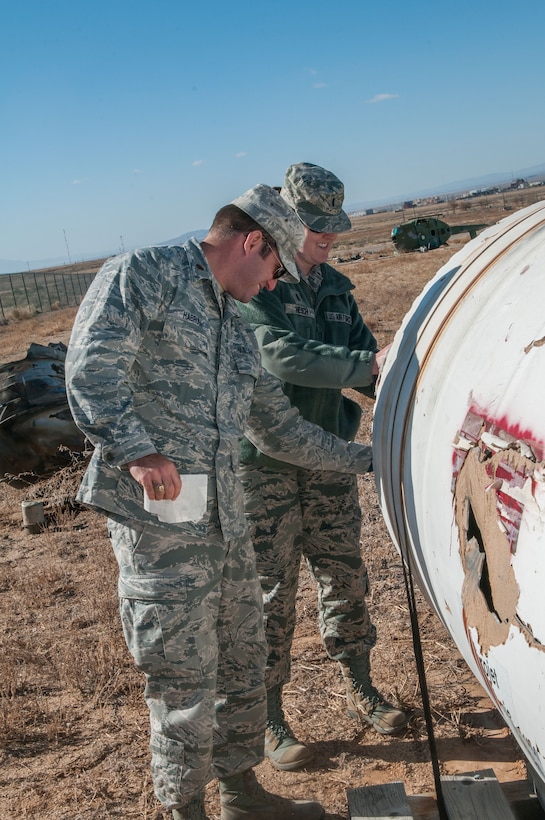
left=210, top=204, right=276, bottom=254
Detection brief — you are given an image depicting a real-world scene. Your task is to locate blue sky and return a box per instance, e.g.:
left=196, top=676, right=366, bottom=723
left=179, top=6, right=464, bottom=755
left=2, top=0, right=544, bottom=268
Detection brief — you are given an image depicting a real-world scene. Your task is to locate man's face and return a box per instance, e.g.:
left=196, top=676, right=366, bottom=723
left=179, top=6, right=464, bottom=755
left=228, top=236, right=283, bottom=303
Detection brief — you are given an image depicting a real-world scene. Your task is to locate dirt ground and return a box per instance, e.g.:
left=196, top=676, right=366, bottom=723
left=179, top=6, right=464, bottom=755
left=1, top=192, right=543, bottom=819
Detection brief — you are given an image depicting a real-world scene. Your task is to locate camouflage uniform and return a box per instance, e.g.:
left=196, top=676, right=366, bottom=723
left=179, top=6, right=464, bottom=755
left=239, top=260, right=379, bottom=687
left=65, top=237, right=372, bottom=811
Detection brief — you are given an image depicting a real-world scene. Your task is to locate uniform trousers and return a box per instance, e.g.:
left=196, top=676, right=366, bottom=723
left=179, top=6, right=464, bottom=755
left=108, top=518, right=267, bottom=810
left=239, top=467, right=376, bottom=689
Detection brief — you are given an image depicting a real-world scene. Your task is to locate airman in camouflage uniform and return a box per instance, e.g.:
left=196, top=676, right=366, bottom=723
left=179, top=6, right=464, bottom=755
left=238, top=165, right=408, bottom=774
left=65, top=184, right=375, bottom=820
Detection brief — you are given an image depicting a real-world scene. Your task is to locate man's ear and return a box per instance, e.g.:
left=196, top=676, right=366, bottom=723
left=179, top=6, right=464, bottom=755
left=242, top=230, right=263, bottom=256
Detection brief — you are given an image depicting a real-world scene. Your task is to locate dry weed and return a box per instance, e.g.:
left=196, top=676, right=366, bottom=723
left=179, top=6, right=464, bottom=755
left=5, top=306, right=39, bottom=322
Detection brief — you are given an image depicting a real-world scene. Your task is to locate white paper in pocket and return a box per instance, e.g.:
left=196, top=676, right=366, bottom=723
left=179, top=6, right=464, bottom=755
left=144, top=474, right=208, bottom=523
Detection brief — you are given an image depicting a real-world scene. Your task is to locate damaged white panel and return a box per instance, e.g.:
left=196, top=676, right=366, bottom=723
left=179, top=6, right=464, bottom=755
left=373, top=199, right=545, bottom=806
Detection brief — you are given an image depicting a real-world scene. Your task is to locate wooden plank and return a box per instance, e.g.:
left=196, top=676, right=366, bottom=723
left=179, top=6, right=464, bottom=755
left=503, top=779, right=545, bottom=820
left=347, top=775, right=545, bottom=820
left=441, top=769, right=516, bottom=820
left=407, top=794, right=440, bottom=820
left=347, top=780, right=413, bottom=819
left=407, top=794, right=441, bottom=820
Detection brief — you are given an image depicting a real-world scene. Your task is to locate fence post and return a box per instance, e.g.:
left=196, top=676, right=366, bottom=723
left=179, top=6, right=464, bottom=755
left=42, top=272, right=53, bottom=311
left=67, top=274, right=78, bottom=305
left=32, top=272, right=44, bottom=312
left=60, top=274, right=69, bottom=306
left=21, top=274, right=33, bottom=310
left=53, top=273, right=62, bottom=304
left=8, top=275, right=17, bottom=310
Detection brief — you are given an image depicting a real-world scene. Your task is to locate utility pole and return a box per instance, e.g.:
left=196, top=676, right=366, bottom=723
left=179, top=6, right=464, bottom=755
left=63, top=229, right=72, bottom=265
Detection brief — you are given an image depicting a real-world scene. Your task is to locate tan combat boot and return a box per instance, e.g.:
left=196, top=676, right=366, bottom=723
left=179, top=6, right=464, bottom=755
left=264, top=684, right=313, bottom=771
left=339, top=652, right=408, bottom=735
left=172, top=794, right=208, bottom=819
left=219, top=768, right=324, bottom=820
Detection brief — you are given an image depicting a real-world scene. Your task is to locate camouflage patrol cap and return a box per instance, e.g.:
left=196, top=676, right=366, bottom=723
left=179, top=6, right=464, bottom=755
left=231, top=184, right=303, bottom=282
left=281, top=162, right=352, bottom=233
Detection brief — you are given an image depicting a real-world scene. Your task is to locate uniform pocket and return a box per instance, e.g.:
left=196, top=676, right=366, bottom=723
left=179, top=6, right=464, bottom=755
left=120, top=597, right=203, bottom=682
left=150, top=732, right=186, bottom=805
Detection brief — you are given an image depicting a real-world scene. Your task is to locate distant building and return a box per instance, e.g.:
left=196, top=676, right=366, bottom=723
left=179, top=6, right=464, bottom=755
left=509, top=178, right=529, bottom=190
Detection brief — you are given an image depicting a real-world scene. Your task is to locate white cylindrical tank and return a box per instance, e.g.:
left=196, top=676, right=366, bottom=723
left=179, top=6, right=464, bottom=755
left=373, top=199, right=545, bottom=802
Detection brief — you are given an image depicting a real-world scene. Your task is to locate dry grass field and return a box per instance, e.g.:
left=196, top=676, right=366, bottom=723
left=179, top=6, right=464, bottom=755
left=1, top=189, right=543, bottom=819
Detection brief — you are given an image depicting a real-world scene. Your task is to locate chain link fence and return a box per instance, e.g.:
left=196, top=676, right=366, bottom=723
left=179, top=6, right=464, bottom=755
left=0, top=267, right=100, bottom=321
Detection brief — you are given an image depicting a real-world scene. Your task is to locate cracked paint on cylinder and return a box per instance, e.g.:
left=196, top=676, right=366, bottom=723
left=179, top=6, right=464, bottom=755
left=373, top=199, right=545, bottom=805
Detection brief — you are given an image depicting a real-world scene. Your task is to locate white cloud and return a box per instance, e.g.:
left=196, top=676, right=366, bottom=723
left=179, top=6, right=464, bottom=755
left=304, top=67, right=318, bottom=75
left=235, top=152, right=247, bottom=158
left=313, top=82, right=327, bottom=89
left=366, top=93, right=400, bottom=104
left=72, top=179, right=82, bottom=185
left=192, top=159, right=204, bottom=166
left=132, top=168, right=144, bottom=174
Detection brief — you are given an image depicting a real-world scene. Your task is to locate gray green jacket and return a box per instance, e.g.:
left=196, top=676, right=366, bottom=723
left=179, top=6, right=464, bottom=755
left=65, top=240, right=372, bottom=541
left=239, top=262, right=377, bottom=469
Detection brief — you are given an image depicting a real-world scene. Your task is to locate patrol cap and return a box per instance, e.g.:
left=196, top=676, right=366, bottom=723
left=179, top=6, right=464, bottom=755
left=281, top=162, right=352, bottom=233
left=231, top=184, right=303, bottom=282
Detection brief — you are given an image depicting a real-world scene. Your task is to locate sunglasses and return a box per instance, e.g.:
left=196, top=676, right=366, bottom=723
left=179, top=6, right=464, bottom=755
left=263, top=239, right=287, bottom=280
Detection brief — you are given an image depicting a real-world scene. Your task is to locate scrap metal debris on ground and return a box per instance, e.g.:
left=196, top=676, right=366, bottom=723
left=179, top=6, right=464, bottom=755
left=0, top=342, right=85, bottom=483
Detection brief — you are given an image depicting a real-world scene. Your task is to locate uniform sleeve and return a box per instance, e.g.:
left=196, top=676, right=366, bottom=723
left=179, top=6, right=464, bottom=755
left=241, top=289, right=378, bottom=390
left=65, top=251, right=167, bottom=468
left=245, top=369, right=373, bottom=474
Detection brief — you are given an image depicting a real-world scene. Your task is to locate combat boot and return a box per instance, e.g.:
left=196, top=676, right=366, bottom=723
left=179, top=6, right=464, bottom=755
left=264, top=684, right=313, bottom=771
left=339, top=651, right=408, bottom=735
left=172, top=794, right=208, bottom=819
left=219, top=768, right=324, bottom=820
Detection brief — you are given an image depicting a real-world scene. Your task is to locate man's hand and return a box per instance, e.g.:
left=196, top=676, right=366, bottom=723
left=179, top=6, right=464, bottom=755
left=126, top=453, right=182, bottom=501
left=372, top=343, right=393, bottom=376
